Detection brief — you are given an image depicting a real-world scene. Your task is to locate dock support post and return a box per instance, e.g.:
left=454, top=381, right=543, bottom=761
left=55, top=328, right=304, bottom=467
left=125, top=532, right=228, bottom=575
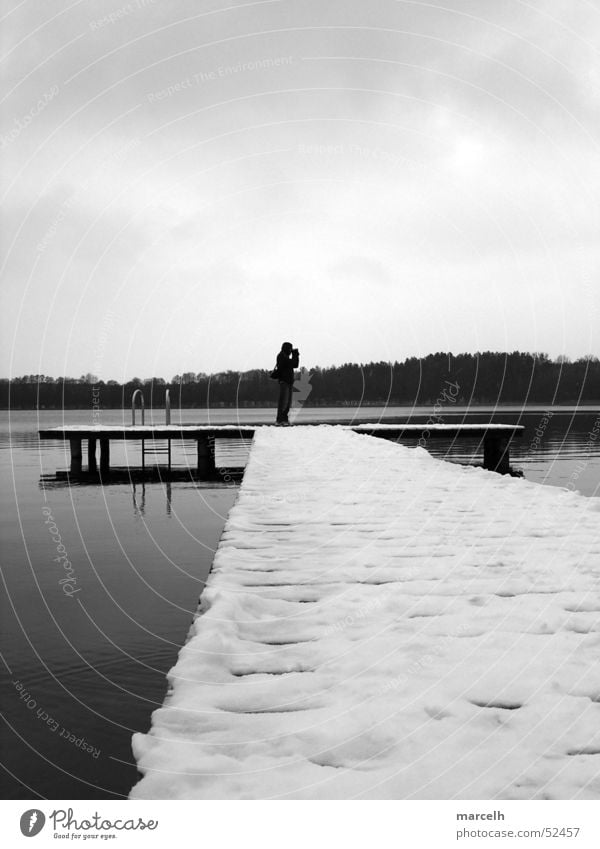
left=100, top=439, right=110, bottom=475
left=69, top=438, right=82, bottom=474
left=197, top=437, right=216, bottom=478
left=483, top=434, right=510, bottom=474
left=88, top=438, right=97, bottom=473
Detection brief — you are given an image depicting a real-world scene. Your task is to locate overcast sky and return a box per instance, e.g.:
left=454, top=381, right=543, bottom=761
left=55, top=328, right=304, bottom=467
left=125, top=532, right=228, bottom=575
left=1, top=0, right=599, bottom=380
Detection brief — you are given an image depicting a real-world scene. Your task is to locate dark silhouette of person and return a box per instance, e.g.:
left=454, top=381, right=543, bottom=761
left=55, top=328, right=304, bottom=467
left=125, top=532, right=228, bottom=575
left=275, top=342, right=299, bottom=425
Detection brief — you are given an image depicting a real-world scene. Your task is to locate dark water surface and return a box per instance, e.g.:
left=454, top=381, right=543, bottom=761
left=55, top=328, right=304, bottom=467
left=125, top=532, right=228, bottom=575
left=1, top=407, right=598, bottom=800
left=1, top=411, right=239, bottom=800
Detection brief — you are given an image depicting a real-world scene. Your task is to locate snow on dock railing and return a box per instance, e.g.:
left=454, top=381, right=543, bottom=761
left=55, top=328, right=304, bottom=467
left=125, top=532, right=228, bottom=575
left=130, top=425, right=599, bottom=800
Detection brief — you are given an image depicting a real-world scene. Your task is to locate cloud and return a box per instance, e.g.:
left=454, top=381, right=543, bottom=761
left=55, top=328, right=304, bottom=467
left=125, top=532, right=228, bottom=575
left=1, top=0, right=599, bottom=377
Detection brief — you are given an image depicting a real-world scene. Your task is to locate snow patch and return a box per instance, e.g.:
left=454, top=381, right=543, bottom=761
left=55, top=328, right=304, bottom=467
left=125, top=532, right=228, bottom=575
left=130, top=426, right=600, bottom=800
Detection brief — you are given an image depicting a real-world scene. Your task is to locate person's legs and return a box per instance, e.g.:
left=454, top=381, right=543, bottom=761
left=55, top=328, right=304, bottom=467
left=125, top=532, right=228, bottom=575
left=283, top=381, right=293, bottom=422
left=276, top=381, right=289, bottom=423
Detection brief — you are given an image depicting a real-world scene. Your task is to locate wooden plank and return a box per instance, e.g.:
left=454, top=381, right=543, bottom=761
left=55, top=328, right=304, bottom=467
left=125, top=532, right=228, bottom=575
left=69, top=438, right=82, bottom=474
left=39, top=424, right=524, bottom=441
left=100, top=439, right=110, bottom=474
left=39, top=426, right=259, bottom=440
left=88, top=438, right=97, bottom=473
left=197, top=436, right=216, bottom=478
left=483, top=433, right=510, bottom=473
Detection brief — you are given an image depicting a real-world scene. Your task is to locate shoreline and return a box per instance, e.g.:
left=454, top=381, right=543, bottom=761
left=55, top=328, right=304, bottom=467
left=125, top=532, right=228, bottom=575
left=3, top=404, right=599, bottom=413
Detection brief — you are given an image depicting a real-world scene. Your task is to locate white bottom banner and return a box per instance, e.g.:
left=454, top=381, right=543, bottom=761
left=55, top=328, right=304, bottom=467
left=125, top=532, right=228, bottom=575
left=1, top=800, right=599, bottom=849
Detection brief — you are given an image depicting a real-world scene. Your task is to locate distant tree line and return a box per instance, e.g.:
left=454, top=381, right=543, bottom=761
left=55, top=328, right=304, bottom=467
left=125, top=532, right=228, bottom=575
left=1, top=352, right=598, bottom=409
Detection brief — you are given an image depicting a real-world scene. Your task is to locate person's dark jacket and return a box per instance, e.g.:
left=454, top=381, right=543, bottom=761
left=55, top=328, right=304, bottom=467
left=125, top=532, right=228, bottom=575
left=276, top=349, right=299, bottom=385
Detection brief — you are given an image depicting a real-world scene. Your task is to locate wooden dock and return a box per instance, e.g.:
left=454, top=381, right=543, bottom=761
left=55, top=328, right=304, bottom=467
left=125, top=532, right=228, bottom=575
left=39, top=422, right=524, bottom=477
left=129, top=426, right=600, bottom=800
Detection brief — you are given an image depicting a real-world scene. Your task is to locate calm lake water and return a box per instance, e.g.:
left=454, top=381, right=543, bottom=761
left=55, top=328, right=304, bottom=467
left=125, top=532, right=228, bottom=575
left=1, top=407, right=598, bottom=800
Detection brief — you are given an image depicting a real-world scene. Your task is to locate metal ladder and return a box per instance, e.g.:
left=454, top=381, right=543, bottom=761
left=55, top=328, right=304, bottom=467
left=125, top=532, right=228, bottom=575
left=132, top=388, right=172, bottom=472
left=141, top=438, right=172, bottom=472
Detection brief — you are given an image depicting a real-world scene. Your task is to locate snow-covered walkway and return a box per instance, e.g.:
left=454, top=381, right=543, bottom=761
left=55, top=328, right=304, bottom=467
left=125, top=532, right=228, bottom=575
left=130, top=426, right=600, bottom=799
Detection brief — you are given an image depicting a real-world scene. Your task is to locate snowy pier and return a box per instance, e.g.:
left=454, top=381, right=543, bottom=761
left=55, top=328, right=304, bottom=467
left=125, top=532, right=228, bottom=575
left=39, top=422, right=523, bottom=477
left=130, top=426, right=600, bottom=800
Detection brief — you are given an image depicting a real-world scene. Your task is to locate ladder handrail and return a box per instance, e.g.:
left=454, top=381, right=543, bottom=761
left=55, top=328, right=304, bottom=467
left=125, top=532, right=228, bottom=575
left=132, top=389, right=145, bottom=426
left=165, top=388, right=171, bottom=425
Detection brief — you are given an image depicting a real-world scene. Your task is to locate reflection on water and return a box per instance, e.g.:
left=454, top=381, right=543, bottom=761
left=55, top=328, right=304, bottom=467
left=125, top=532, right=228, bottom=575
left=131, top=481, right=172, bottom=517
left=0, top=407, right=598, bottom=800
left=17, top=407, right=600, bottom=498
left=1, top=413, right=239, bottom=800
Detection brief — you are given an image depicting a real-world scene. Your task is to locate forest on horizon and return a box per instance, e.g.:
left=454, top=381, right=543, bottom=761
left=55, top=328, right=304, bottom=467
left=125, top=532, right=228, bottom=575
left=2, top=351, right=599, bottom=409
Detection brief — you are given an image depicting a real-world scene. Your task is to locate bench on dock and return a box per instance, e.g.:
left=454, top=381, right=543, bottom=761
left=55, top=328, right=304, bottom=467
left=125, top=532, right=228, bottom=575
left=39, top=422, right=523, bottom=477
